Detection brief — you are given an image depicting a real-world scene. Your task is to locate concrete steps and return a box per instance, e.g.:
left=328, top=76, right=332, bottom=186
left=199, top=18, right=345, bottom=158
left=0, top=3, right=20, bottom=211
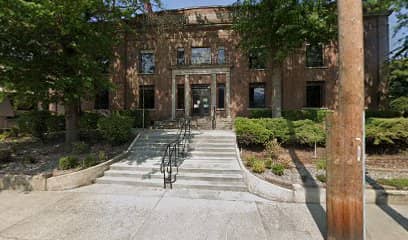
left=95, top=130, right=247, bottom=192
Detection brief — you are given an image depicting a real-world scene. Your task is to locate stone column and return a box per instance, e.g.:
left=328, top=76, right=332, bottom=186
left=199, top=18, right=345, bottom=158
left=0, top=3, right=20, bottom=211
left=171, top=72, right=176, bottom=120
left=225, top=71, right=231, bottom=118
left=211, top=73, right=217, bottom=118
left=184, top=74, right=190, bottom=117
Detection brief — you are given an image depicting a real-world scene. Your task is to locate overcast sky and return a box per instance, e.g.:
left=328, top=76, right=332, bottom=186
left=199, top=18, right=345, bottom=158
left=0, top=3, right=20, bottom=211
left=160, top=0, right=405, bottom=52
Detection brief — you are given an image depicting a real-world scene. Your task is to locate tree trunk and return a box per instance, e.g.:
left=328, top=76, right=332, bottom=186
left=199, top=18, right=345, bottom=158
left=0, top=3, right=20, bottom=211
left=271, top=63, right=282, bottom=118
left=65, top=101, right=80, bottom=144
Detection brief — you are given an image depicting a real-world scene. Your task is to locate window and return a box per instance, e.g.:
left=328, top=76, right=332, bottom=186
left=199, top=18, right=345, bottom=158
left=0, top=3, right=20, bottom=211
left=306, top=81, right=325, bottom=107
left=217, top=47, right=225, bottom=64
left=95, top=90, right=109, bottom=109
left=191, top=47, right=211, bottom=65
left=217, top=84, right=225, bottom=109
left=249, top=48, right=266, bottom=69
left=139, top=51, right=155, bottom=74
left=177, top=85, right=184, bottom=109
left=177, top=48, right=185, bottom=65
left=306, top=44, right=324, bottom=67
left=249, top=83, right=265, bottom=108
left=139, top=85, right=155, bottom=109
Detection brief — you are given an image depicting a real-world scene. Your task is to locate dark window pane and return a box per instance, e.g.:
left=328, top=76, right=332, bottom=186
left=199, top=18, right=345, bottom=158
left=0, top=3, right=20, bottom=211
left=218, top=47, right=225, bottom=64
left=191, top=48, right=211, bottom=64
left=249, top=83, right=265, bottom=108
left=306, top=81, right=325, bottom=107
left=139, top=52, right=155, bottom=73
left=217, top=84, right=225, bottom=108
left=177, top=85, right=185, bottom=109
left=95, top=90, right=109, bottom=109
left=177, top=48, right=185, bottom=65
left=306, top=44, right=324, bottom=67
left=139, top=85, right=155, bottom=109
left=249, top=48, right=266, bottom=69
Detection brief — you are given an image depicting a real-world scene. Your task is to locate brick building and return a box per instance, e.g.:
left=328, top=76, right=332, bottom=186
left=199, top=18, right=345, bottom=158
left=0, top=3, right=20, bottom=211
left=95, top=6, right=389, bottom=124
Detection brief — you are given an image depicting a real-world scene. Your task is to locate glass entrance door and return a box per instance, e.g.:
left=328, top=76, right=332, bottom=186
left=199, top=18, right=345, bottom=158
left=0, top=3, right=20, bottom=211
left=192, top=85, right=211, bottom=117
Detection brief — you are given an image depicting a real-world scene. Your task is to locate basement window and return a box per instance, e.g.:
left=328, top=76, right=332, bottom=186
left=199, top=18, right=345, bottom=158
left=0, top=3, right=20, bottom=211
left=306, top=81, right=325, bottom=108
left=139, top=85, right=155, bottom=109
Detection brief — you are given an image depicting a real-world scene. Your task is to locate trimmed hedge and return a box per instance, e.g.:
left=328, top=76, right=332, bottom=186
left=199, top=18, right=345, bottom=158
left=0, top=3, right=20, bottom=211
left=366, top=118, right=408, bottom=146
left=80, top=112, right=102, bottom=131
left=236, top=117, right=325, bottom=147
left=97, top=114, right=133, bottom=145
left=118, top=110, right=150, bottom=128
left=282, top=109, right=328, bottom=123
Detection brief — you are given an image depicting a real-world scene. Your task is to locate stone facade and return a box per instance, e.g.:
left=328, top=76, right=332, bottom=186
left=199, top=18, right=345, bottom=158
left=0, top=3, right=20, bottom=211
left=104, top=6, right=389, bottom=121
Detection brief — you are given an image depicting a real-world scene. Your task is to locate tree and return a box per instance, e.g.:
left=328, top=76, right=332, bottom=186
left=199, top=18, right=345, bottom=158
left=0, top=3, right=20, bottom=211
left=0, top=0, right=159, bottom=143
left=233, top=0, right=337, bottom=117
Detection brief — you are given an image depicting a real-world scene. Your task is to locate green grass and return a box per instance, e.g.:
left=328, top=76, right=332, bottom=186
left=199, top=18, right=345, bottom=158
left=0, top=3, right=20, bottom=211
left=377, top=178, right=408, bottom=189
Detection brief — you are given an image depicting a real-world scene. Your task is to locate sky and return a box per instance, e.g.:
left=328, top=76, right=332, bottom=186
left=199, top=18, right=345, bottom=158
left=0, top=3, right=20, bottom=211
left=160, top=0, right=406, bottom=52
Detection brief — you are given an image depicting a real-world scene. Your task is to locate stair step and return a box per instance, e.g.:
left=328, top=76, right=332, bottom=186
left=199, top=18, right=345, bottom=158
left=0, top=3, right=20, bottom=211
left=104, top=170, right=244, bottom=182
left=96, top=176, right=247, bottom=192
left=110, top=165, right=241, bottom=174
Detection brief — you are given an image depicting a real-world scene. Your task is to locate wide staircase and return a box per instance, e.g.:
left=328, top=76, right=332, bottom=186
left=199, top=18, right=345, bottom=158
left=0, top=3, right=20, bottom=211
left=96, top=128, right=247, bottom=192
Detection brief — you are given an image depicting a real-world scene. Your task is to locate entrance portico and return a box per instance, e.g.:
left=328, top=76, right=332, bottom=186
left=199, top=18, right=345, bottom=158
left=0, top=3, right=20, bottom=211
left=171, top=67, right=231, bottom=120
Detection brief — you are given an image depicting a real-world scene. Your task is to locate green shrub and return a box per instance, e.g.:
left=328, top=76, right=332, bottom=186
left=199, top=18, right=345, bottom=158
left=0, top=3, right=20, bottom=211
left=261, top=118, right=291, bottom=143
left=264, top=139, right=282, bottom=159
left=82, top=155, right=98, bottom=168
left=252, top=159, right=266, bottom=173
left=292, top=120, right=326, bottom=146
left=365, top=110, right=402, bottom=118
left=390, top=97, right=408, bottom=117
left=316, top=174, right=326, bottom=183
left=377, top=178, right=408, bottom=190
left=271, top=163, right=285, bottom=176
left=282, top=109, right=328, bottom=123
left=366, top=118, right=408, bottom=146
left=250, top=109, right=272, bottom=118
left=98, top=114, right=133, bottom=145
left=316, top=158, right=327, bottom=171
left=80, top=112, right=102, bottom=130
left=58, top=156, right=79, bottom=170
left=235, top=117, right=271, bottom=146
left=17, top=111, right=50, bottom=140
left=98, top=150, right=107, bottom=162
left=118, top=110, right=150, bottom=128
left=265, top=159, right=273, bottom=169
left=245, top=156, right=257, bottom=167
left=71, top=141, right=90, bottom=154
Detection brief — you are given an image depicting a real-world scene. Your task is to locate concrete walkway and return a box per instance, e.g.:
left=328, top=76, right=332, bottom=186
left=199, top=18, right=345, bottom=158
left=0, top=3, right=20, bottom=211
left=0, top=185, right=407, bottom=240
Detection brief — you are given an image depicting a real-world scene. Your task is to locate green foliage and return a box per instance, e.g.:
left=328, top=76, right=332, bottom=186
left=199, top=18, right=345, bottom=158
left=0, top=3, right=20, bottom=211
left=265, top=159, right=273, bottom=169
left=97, top=114, right=133, bottom=145
left=118, top=110, right=151, bottom=128
left=98, top=150, right=107, bottom=162
left=80, top=112, right=102, bottom=131
left=377, top=178, right=408, bottom=190
left=264, top=139, right=282, bottom=160
left=316, top=158, right=327, bottom=171
left=271, top=163, right=285, bottom=176
left=46, top=115, right=66, bottom=132
left=82, top=155, right=98, bottom=168
left=291, top=120, right=326, bottom=146
left=390, top=97, right=408, bottom=117
left=58, top=156, right=79, bottom=170
left=245, top=156, right=257, bottom=168
left=233, top=0, right=336, bottom=62
left=365, top=110, right=402, bottom=118
left=388, top=58, right=408, bottom=100
left=252, top=159, right=266, bottom=174
left=366, top=118, right=408, bottom=146
left=282, top=109, right=328, bottom=123
left=260, top=118, right=291, bottom=143
left=235, top=117, right=272, bottom=146
left=250, top=109, right=272, bottom=118
left=316, top=174, right=326, bottom=183
left=71, top=141, right=90, bottom=154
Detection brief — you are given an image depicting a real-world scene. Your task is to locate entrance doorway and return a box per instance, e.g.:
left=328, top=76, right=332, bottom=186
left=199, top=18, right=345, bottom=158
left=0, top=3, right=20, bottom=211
left=192, top=85, right=211, bottom=117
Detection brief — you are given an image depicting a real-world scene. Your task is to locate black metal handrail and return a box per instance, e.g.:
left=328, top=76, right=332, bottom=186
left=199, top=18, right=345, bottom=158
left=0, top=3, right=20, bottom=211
left=160, top=118, right=191, bottom=189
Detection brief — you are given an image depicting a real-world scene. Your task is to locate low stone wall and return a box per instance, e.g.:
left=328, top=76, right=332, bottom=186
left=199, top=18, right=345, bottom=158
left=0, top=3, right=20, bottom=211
left=0, top=133, right=141, bottom=192
left=366, top=167, right=408, bottom=179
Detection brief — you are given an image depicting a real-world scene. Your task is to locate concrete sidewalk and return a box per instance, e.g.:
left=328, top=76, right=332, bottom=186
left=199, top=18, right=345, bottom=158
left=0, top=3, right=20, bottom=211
left=0, top=185, right=407, bottom=240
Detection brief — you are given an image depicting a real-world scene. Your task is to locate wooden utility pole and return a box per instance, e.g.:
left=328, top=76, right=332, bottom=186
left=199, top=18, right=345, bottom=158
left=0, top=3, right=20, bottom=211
left=327, top=0, right=365, bottom=239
